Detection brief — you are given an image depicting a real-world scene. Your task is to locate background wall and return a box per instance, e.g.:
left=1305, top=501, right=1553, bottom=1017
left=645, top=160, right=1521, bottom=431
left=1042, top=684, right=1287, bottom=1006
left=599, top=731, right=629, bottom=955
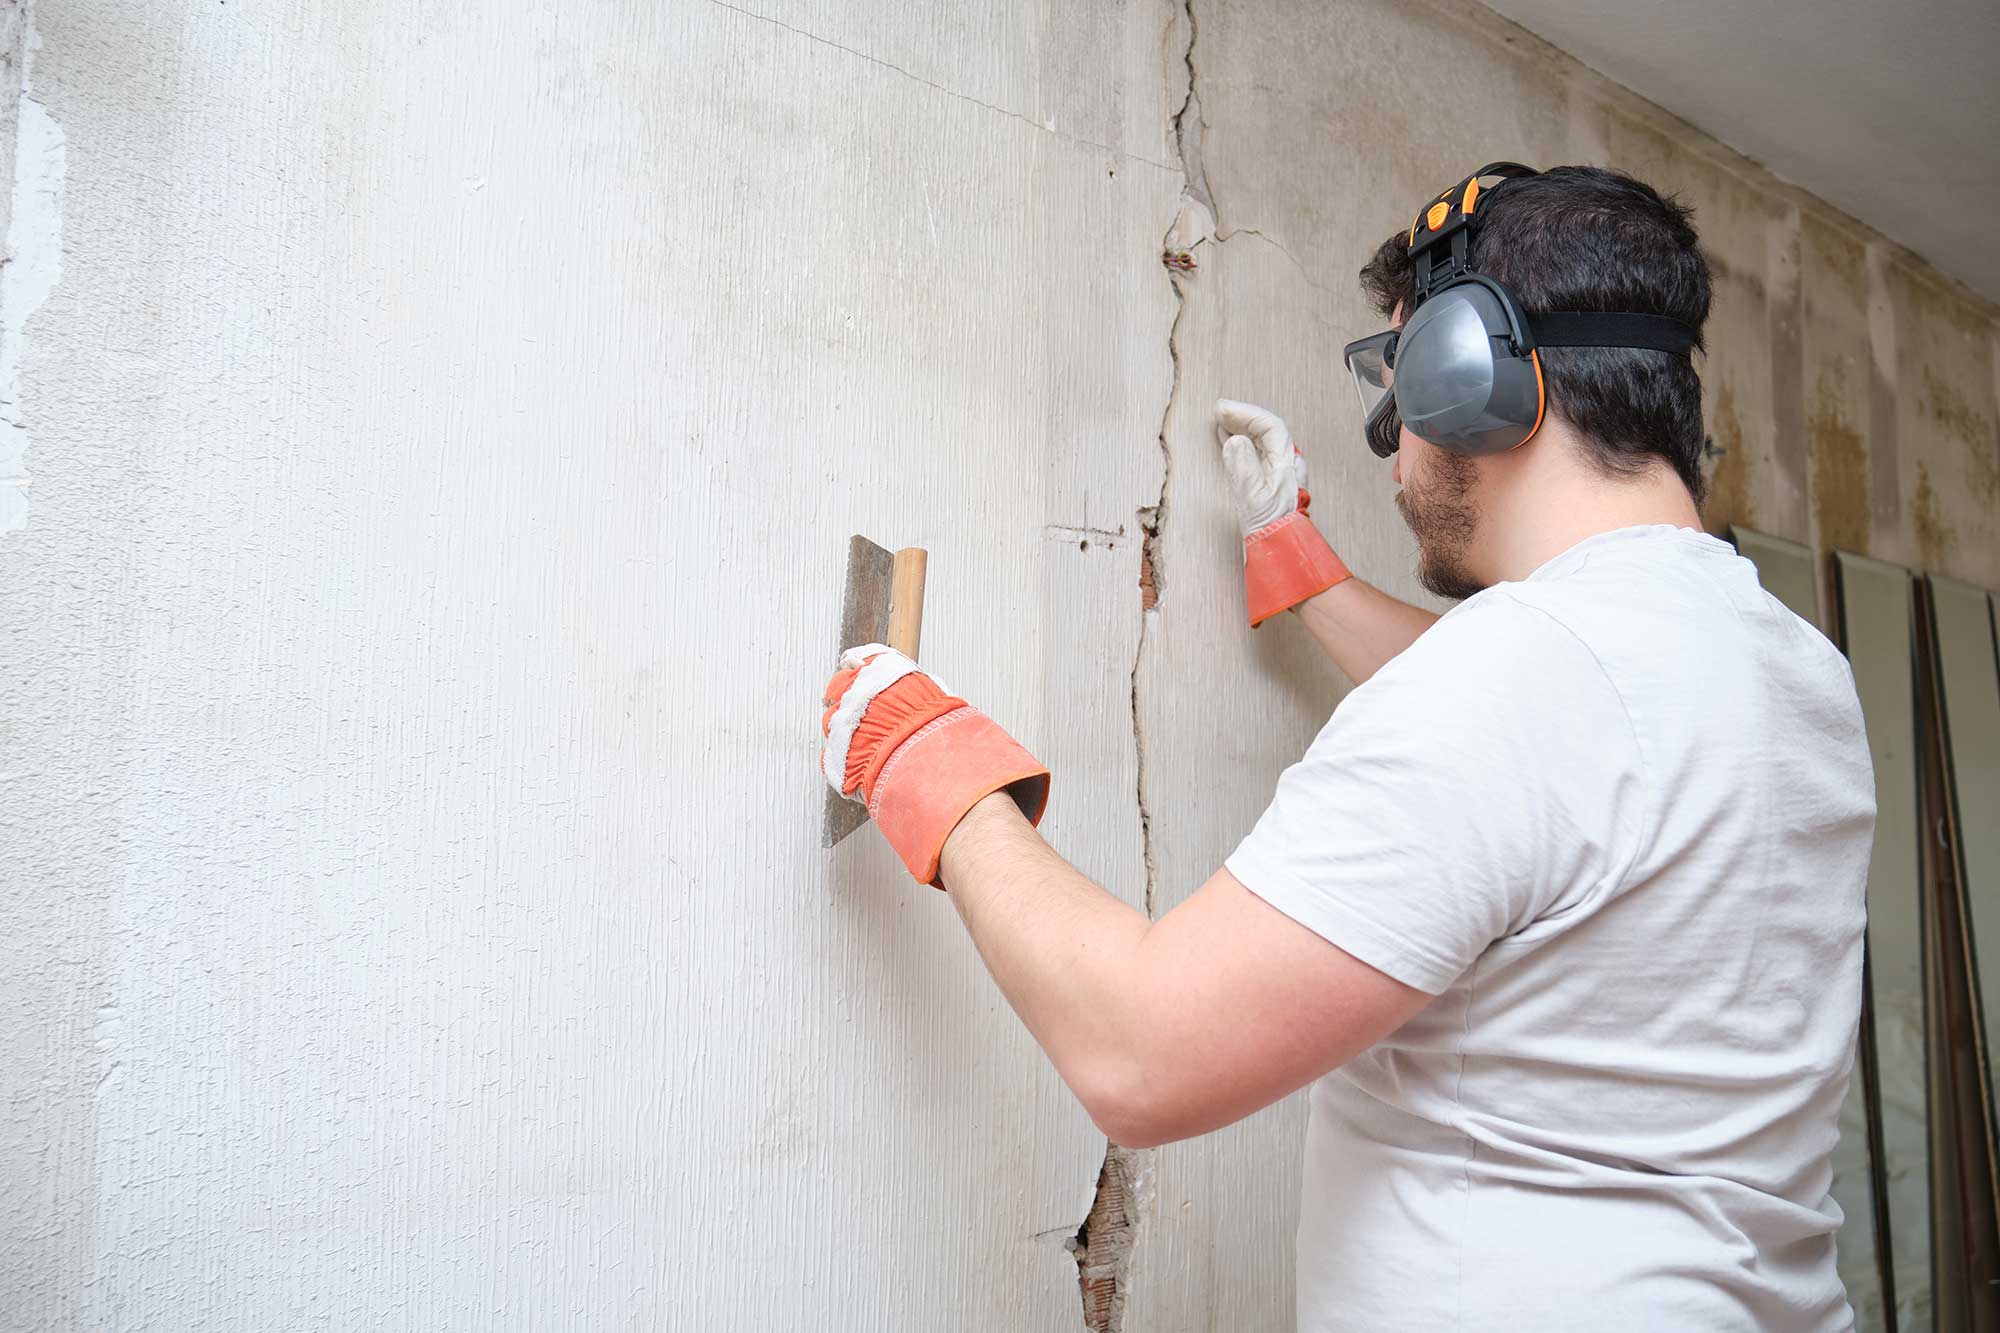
left=3, top=1, right=1994, bottom=1330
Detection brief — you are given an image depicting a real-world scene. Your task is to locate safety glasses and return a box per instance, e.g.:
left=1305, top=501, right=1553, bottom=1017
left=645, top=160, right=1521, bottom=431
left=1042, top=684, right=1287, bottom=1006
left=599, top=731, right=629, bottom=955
left=1342, top=328, right=1402, bottom=458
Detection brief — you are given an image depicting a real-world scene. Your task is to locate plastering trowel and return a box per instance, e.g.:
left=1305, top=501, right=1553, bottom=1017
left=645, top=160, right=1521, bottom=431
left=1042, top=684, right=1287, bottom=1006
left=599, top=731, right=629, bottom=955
left=822, top=535, right=928, bottom=848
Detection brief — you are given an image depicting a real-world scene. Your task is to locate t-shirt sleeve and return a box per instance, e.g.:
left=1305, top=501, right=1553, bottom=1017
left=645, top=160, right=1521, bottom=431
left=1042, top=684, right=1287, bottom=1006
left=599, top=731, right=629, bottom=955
left=1225, top=592, right=1646, bottom=994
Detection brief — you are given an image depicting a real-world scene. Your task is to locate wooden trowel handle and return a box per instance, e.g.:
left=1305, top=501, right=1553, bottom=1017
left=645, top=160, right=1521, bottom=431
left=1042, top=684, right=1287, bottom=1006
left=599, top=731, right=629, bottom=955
left=887, top=548, right=927, bottom=658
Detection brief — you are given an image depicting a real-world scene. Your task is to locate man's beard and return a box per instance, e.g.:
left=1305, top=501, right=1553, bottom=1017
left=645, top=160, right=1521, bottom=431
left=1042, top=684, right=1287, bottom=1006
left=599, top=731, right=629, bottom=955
left=1395, top=448, right=1486, bottom=600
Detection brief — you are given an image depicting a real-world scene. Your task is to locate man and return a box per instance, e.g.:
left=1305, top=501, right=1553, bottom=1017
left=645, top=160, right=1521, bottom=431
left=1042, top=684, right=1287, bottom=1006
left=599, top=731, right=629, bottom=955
left=818, top=165, right=1875, bottom=1328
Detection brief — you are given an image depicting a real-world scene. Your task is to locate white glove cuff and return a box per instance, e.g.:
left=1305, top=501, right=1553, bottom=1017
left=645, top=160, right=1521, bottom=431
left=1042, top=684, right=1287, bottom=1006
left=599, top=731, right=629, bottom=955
left=821, top=646, right=955, bottom=794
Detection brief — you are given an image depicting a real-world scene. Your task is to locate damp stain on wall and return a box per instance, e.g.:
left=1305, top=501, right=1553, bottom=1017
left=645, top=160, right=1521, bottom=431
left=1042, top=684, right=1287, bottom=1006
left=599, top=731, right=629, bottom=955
left=1809, top=388, right=1870, bottom=554
left=1920, top=365, right=2000, bottom=508
left=1696, top=376, right=1760, bottom=532
left=1813, top=224, right=1866, bottom=301
left=1913, top=460, right=1956, bottom=568
left=1702, top=381, right=1754, bottom=532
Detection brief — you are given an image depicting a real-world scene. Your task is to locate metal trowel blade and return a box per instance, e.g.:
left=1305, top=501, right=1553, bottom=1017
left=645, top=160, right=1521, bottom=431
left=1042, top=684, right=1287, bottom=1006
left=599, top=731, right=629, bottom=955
left=822, top=535, right=895, bottom=848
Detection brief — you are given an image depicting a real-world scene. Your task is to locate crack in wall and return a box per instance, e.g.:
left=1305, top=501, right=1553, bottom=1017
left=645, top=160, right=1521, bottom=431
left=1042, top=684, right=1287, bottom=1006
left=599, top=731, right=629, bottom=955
left=1215, top=225, right=1335, bottom=298
left=1132, top=0, right=1208, bottom=925
left=1069, top=4, right=1210, bottom=1328
left=1169, top=1, right=1213, bottom=219
left=1045, top=521, right=1128, bottom=549
left=1129, top=264, right=1182, bottom=922
left=1169, top=7, right=1329, bottom=307
left=699, top=0, right=1180, bottom=174
left=1070, top=1145, right=1144, bottom=1333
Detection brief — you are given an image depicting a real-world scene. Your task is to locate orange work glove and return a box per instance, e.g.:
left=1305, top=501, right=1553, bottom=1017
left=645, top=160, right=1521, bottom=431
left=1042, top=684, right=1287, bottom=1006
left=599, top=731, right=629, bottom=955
left=820, top=645, right=1051, bottom=888
left=1215, top=399, right=1352, bottom=626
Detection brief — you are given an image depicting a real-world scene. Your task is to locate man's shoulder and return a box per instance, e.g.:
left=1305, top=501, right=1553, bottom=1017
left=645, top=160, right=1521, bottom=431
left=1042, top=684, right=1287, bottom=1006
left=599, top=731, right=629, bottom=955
left=1394, top=583, right=1607, bottom=676
left=1458, top=541, right=1868, bottom=774
left=1357, top=586, right=1627, bottom=732
left=1492, top=536, right=1856, bottom=693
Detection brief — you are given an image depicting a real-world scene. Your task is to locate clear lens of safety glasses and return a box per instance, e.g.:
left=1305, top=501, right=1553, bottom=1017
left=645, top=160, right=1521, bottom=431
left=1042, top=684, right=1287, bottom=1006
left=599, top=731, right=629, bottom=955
left=1343, top=329, right=1397, bottom=420
left=1342, top=329, right=1399, bottom=456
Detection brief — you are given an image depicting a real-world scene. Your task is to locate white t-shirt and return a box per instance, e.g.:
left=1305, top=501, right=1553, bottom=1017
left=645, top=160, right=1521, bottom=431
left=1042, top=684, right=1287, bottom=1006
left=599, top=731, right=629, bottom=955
left=1227, top=524, right=1875, bottom=1332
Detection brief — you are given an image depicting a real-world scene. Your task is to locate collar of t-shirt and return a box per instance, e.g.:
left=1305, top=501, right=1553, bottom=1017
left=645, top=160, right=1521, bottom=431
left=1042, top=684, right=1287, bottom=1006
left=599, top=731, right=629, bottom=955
left=1524, top=522, right=1731, bottom=584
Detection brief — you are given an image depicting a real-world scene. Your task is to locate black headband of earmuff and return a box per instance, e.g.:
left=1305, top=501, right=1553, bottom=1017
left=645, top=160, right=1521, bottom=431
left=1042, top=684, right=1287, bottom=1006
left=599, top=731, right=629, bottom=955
left=1530, top=312, right=1700, bottom=353
left=1408, top=162, right=1700, bottom=356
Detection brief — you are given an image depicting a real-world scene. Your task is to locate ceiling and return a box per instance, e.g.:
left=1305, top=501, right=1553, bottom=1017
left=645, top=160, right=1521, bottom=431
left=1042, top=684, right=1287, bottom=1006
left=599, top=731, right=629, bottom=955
left=1481, top=0, right=2000, bottom=304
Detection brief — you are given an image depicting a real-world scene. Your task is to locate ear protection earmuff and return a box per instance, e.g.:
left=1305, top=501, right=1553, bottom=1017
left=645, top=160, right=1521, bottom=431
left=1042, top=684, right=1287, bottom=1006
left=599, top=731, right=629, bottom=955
left=1343, top=163, right=1701, bottom=458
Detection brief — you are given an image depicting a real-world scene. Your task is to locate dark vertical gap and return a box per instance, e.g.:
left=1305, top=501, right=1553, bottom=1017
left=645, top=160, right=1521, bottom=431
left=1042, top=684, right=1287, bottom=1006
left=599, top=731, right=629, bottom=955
left=1072, top=2, right=1208, bottom=1323
left=1835, top=553, right=1902, bottom=1331
left=1071, top=1145, right=1140, bottom=1333
left=1912, top=577, right=1960, bottom=1326
left=1915, top=578, right=2000, bottom=1326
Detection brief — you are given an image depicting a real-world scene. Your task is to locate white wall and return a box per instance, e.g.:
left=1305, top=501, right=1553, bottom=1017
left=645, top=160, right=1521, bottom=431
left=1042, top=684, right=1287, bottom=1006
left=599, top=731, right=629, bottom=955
left=2, top=1, right=1179, bottom=1326
left=5, top=1, right=1996, bottom=1330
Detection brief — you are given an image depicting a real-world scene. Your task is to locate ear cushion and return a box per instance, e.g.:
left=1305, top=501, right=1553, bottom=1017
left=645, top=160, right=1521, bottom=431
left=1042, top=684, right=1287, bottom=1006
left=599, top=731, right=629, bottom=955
left=1394, top=284, right=1545, bottom=456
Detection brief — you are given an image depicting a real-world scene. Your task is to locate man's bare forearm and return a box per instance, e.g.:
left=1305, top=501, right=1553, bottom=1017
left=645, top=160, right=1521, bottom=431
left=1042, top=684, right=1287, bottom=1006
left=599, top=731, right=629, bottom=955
left=933, top=790, right=1431, bottom=1148
left=936, top=793, right=1151, bottom=1131
left=1293, top=577, right=1439, bottom=684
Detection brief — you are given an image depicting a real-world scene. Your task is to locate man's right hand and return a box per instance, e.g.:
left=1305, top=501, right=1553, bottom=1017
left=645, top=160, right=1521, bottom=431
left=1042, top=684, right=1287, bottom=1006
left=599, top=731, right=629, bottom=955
left=820, top=644, right=1050, bottom=888
left=1214, top=399, right=1353, bottom=626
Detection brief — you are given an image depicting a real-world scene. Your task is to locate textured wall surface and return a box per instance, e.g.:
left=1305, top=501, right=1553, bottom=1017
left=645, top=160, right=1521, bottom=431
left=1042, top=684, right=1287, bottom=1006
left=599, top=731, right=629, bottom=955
left=0, top=1, right=1174, bottom=1326
left=4, top=0, right=1997, bottom=1329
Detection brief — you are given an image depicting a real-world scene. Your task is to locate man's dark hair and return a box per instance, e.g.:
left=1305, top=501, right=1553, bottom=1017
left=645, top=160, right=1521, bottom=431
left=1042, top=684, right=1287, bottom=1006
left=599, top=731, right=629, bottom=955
left=1359, top=165, right=1711, bottom=501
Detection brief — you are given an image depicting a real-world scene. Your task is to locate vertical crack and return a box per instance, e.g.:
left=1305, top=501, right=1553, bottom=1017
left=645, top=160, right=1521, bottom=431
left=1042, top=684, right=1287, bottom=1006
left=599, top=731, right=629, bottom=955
left=1070, top=1145, right=1144, bottom=1333
left=1170, top=0, right=1212, bottom=219
left=1131, top=0, right=1207, bottom=924
left=1071, top=6, right=1207, bottom=1330
left=1130, top=278, right=1182, bottom=922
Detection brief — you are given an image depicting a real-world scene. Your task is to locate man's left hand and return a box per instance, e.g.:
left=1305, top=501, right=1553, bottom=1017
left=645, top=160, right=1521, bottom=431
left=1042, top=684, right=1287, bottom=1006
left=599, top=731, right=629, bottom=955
left=1215, top=399, right=1353, bottom=626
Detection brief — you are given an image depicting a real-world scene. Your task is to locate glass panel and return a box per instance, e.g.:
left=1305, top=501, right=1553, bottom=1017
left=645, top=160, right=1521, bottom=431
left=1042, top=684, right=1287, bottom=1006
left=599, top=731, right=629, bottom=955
left=1838, top=551, right=1928, bottom=1332
left=1730, top=530, right=1887, bottom=1328
left=1730, top=526, right=1823, bottom=633
left=1926, top=576, right=2000, bottom=1190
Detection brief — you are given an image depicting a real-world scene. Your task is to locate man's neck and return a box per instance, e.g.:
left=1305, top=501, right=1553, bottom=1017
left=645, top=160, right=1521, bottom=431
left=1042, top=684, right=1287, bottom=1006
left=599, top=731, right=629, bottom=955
left=1473, top=435, right=1704, bottom=586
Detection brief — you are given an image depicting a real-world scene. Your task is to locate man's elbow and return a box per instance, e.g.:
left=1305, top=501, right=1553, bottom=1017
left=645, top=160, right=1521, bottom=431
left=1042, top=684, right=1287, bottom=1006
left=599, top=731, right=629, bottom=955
left=1087, top=1106, right=1182, bottom=1151
left=1073, top=1056, right=1207, bottom=1150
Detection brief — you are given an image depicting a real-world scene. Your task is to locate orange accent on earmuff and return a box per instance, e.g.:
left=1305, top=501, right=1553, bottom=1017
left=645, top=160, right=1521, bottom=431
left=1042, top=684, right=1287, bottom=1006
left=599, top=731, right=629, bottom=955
left=1426, top=201, right=1450, bottom=231
left=1462, top=178, right=1482, bottom=214
left=1521, top=348, right=1547, bottom=448
left=1409, top=218, right=1420, bottom=246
